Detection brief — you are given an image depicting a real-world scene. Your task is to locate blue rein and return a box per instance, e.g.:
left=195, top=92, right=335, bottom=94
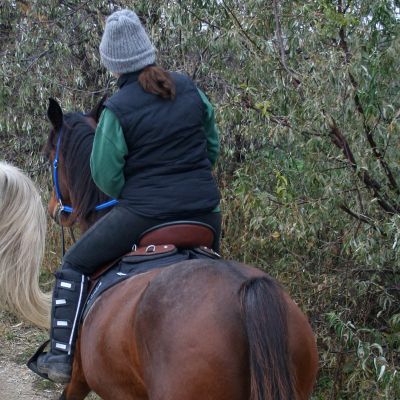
left=53, top=127, right=118, bottom=214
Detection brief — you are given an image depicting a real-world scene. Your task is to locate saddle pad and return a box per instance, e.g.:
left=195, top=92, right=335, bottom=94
left=81, top=248, right=217, bottom=320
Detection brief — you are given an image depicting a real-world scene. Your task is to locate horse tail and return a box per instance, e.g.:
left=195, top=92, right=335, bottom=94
left=239, top=276, right=297, bottom=400
left=0, top=162, right=50, bottom=328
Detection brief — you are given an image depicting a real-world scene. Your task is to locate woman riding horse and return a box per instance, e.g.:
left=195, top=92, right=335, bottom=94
left=35, top=9, right=222, bottom=383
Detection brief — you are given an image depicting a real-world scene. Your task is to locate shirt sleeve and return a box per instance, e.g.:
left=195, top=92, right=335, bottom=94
left=197, top=89, right=220, bottom=167
left=90, top=108, right=128, bottom=199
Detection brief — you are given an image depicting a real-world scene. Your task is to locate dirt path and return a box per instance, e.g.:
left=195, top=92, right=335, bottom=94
left=0, top=358, right=61, bottom=400
left=0, top=314, right=62, bottom=399
left=0, top=313, right=100, bottom=400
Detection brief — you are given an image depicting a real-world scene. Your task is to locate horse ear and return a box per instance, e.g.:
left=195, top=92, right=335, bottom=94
left=88, top=95, right=107, bottom=124
left=47, top=98, right=63, bottom=131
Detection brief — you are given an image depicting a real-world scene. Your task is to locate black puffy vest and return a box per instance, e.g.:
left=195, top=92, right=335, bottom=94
left=104, top=71, right=220, bottom=218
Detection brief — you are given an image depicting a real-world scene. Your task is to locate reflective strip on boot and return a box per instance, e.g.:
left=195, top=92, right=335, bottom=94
left=52, top=339, right=70, bottom=353
left=58, top=280, right=75, bottom=291
left=55, top=299, right=67, bottom=306
left=55, top=319, right=70, bottom=328
left=68, top=274, right=87, bottom=356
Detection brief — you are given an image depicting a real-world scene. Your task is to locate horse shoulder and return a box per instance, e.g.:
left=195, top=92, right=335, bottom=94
left=79, top=268, right=163, bottom=399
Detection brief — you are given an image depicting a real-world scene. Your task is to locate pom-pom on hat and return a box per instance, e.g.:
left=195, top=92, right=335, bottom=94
left=99, top=9, right=156, bottom=74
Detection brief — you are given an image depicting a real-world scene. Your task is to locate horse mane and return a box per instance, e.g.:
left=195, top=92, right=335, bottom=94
left=0, top=161, right=50, bottom=328
left=45, top=113, right=110, bottom=224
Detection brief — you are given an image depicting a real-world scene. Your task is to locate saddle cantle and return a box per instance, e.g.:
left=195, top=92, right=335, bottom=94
left=89, top=221, right=217, bottom=280
left=138, top=221, right=215, bottom=248
left=82, top=221, right=220, bottom=319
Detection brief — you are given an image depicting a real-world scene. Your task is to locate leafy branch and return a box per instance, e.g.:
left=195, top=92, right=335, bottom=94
left=336, top=1, right=400, bottom=195
left=328, top=117, right=400, bottom=214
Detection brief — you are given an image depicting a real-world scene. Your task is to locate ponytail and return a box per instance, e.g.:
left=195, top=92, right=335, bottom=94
left=138, top=66, right=176, bottom=100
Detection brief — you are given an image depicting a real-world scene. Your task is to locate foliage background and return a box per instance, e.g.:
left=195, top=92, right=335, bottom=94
left=1, top=0, right=399, bottom=398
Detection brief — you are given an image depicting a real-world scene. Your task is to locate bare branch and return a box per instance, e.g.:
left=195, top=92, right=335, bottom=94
left=220, top=0, right=263, bottom=54
left=348, top=74, right=400, bottom=195
left=177, top=3, right=221, bottom=30
left=272, top=0, right=301, bottom=85
left=328, top=117, right=400, bottom=214
left=338, top=0, right=351, bottom=64
left=337, top=7, right=400, bottom=195
left=339, top=204, right=380, bottom=232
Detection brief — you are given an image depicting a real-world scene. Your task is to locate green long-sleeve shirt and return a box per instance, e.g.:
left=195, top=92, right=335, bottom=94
left=90, top=89, right=220, bottom=200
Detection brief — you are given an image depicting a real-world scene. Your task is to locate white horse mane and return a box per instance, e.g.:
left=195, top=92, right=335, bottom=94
left=0, top=161, right=50, bottom=328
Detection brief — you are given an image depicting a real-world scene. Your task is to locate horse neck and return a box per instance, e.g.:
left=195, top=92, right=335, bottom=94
left=61, top=116, right=110, bottom=230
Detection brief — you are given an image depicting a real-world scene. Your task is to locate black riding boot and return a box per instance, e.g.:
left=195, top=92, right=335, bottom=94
left=35, top=267, right=88, bottom=383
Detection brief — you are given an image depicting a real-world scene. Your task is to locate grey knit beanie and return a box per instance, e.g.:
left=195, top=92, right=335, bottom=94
left=99, top=9, right=156, bottom=74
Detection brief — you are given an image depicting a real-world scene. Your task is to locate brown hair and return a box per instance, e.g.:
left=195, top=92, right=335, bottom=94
left=138, top=65, right=176, bottom=100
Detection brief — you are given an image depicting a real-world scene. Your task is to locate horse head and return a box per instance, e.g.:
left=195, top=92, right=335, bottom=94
left=45, top=97, right=109, bottom=232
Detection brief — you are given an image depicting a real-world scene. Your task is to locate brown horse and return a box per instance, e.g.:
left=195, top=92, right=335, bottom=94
left=39, top=98, right=318, bottom=399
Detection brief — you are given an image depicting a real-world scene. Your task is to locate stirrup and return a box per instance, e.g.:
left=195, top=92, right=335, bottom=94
left=28, top=340, right=72, bottom=383
left=37, top=352, right=71, bottom=383
left=27, top=340, right=51, bottom=380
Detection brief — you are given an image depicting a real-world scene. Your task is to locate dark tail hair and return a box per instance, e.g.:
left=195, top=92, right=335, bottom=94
left=138, top=66, right=176, bottom=100
left=239, top=277, right=297, bottom=400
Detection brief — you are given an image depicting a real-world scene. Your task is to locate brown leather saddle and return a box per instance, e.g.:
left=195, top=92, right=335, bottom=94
left=82, top=221, right=220, bottom=319
left=90, top=221, right=218, bottom=281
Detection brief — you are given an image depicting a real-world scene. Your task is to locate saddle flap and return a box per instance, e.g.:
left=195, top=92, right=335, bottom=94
left=139, top=221, right=215, bottom=248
